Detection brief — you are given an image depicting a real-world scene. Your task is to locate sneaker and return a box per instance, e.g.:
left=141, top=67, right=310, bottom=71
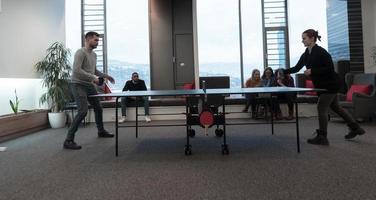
left=251, top=112, right=257, bottom=119
left=98, top=129, right=114, bottom=138
left=118, top=116, right=126, bottom=123
left=145, top=115, right=152, bottom=123
left=63, top=140, right=82, bottom=150
left=285, top=114, right=294, bottom=120
left=345, top=127, right=365, bottom=139
left=307, top=131, right=329, bottom=145
left=274, top=112, right=283, bottom=120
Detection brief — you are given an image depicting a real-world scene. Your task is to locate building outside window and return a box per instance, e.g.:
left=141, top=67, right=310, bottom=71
left=326, top=0, right=350, bottom=63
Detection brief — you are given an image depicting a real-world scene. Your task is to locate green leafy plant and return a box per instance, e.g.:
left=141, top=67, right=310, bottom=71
left=35, top=42, right=72, bottom=112
left=9, top=89, right=20, bottom=114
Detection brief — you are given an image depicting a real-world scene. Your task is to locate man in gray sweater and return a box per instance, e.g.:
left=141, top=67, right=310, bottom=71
left=64, top=31, right=115, bottom=150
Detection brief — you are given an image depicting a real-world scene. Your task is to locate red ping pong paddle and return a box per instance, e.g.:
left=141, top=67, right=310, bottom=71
left=199, top=110, right=214, bottom=135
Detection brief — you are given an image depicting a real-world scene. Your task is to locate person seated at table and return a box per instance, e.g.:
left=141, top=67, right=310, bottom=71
left=119, top=72, right=151, bottom=123
left=256, top=67, right=276, bottom=119
left=261, top=67, right=275, bottom=87
left=273, top=68, right=296, bottom=120
left=243, top=69, right=263, bottom=119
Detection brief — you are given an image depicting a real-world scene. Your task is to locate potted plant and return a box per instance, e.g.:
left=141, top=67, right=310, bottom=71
left=0, top=89, right=48, bottom=141
left=9, top=89, right=20, bottom=115
left=35, top=42, right=72, bottom=128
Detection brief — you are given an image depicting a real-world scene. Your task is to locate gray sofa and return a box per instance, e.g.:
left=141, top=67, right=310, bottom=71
left=337, top=73, right=376, bottom=121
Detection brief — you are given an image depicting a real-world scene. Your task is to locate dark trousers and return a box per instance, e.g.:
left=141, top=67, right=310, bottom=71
left=244, top=94, right=258, bottom=113
left=274, top=93, right=296, bottom=114
left=121, top=97, right=150, bottom=116
left=317, top=93, right=357, bottom=132
left=66, top=83, right=104, bottom=141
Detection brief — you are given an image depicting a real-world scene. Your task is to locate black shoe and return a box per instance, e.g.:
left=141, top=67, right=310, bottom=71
left=98, top=129, right=114, bottom=138
left=251, top=112, right=257, bottom=119
left=345, top=127, right=365, bottom=139
left=307, top=130, right=329, bottom=145
left=63, top=140, right=82, bottom=150
left=242, top=108, right=248, bottom=113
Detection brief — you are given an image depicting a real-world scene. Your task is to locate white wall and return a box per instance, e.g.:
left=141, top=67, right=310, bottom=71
left=362, top=0, right=376, bottom=73
left=0, top=78, right=47, bottom=115
left=0, top=0, right=65, bottom=115
left=0, top=0, right=65, bottom=78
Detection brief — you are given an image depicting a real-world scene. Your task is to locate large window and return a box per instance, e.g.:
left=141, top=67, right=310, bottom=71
left=241, top=0, right=264, bottom=85
left=196, top=0, right=241, bottom=88
left=262, top=0, right=289, bottom=70
left=288, top=0, right=328, bottom=71
left=106, top=0, right=150, bottom=91
left=326, top=0, right=349, bottom=62
left=65, top=0, right=150, bottom=91
left=65, top=0, right=329, bottom=90
left=65, top=0, right=82, bottom=65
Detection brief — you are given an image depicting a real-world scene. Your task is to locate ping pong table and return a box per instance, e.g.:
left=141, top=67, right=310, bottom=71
left=93, top=87, right=321, bottom=156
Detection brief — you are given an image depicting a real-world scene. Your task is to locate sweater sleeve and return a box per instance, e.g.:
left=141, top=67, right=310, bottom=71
left=95, top=69, right=105, bottom=78
left=245, top=78, right=252, bottom=88
left=285, top=76, right=295, bottom=87
left=311, top=49, right=335, bottom=76
left=284, top=52, right=305, bottom=74
left=122, top=81, right=130, bottom=91
left=140, top=80, right=147, bottom=90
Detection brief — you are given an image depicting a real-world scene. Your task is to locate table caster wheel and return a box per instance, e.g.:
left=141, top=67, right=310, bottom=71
left=188, top=129, right=195, bottom=138
left=221, top=144, right=229, bottom=155
left=185, top=145, right=192, bottom=155
left=215, top=129, right=224, bottom=137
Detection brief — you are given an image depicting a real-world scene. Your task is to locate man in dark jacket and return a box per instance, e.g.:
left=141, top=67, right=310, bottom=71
left=119, top=72, right=151, bottom=123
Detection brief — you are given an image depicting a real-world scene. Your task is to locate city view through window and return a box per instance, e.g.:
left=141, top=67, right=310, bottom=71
left=66, top=0, right=327, bottom=90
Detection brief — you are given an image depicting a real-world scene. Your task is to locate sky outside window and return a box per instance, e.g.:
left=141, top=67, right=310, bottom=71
left=107, top=0, right=150, bottom=91
left=196, top=0, right=242, bottom=88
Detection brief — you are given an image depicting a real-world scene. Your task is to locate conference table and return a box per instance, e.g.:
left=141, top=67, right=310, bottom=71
left=93, top=87, right=321, bottom=156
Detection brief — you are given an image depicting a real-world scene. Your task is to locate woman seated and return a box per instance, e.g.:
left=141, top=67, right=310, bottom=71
left=243, top=69, right=263, bottom=118
left=252, top=67, right=275, bottom=119
left=273, top=68, right=296, bottom=120
left=261, top=67, right=275, bottom=87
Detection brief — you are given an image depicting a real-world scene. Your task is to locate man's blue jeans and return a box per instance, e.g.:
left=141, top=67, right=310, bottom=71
left=120, top=97, right=150, bottom=116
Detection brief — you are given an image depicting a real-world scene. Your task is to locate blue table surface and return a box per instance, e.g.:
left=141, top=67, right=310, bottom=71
left=92, top=87, right=324, bottom=97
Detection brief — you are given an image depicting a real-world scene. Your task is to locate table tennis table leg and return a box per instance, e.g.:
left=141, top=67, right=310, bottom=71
left=136, top=106, right=138, bottom=138
left=115, top=97, right=119, bottom=157
left=295, top=101, right=300, bottom=153
left=270, top=95, right=274, bottom=135
left=185, top=104, right=192, bottom=155
left=221, top=103, right=229, bottom=155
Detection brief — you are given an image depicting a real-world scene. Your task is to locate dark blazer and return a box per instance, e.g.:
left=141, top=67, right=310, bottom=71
left=122, top=79, right=147, bottom=92
left=284, top=44, right=340, bottom=93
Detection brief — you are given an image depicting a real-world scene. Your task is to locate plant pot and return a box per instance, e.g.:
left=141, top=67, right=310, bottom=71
left=48, top=112, right=67, bottom=128
left=0, top=109, right=49, bottom=142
